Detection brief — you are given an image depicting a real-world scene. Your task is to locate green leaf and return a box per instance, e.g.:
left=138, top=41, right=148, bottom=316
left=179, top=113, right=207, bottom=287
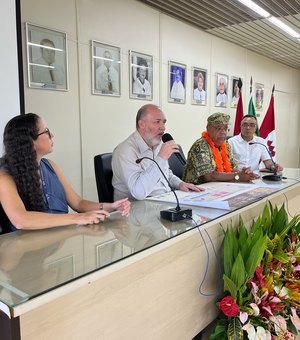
left=245, top=236, right=266, bottom=277
left=250, top=228, right=263, bottom=247
left=272, top=234, right=282, bottom=253
left=273, top=251, right=289, bottom=263
left=237, top=221, right=248, bottom=249
left=279, top=215, right=300, bottom=240
left=231, top=252, right=246, bottom=290
left=227, top=318, right=243, bottom=340
left=293, top=218, right=300, bottom=236
left=240, top=237, right=252, bottom=264
left=224, top=227, right=238, bottom=277
left=266, top=236, right=274, bottom=253
left=272, top=204, right=288, bottom=236
left=265, top=249, right=273, bottom=263
left=223, top=274, right=238, bottom=299
left=261, top=202, right=271, bottom=230
left=209, top=322, right=228, bottom=340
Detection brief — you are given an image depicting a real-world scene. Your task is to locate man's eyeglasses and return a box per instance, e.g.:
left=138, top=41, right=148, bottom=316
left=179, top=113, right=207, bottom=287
left=36, top=128, right=52, bottom=139
left=241, top=123, right=256, bottom=128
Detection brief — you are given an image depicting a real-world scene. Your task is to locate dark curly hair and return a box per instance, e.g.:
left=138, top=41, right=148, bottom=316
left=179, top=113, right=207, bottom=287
left=3, top=113, right=45, bottom=212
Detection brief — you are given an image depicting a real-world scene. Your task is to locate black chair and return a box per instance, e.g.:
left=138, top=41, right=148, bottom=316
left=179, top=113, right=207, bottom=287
left=94, top=153, right=114, bottom=203
left=0, top=204, right=11, bottom=234
left=168, top=145, right=186, bottom=179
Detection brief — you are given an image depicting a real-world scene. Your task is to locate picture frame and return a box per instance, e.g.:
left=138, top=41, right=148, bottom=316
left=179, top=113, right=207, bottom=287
left=191, top=67, right=207, bottom=105
left=255, top=83, right=264, bottom=110
left=129, top=50, right=153, bottom=100
left=215, top=73, right=229, bottom=107
left=231, top=76, right=241, bottom=108
left=92, top=40, right=121, bottom=96
left=168, top=61, right=186, bottom=104
left=25, top=22, right=68, bottom=91
left=47, top=255, right=75, bottom=283
left=96, top=239, right=123, bottom=268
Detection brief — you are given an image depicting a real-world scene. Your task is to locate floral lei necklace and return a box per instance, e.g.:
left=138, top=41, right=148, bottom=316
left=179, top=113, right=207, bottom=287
left=202, top=131, right=232, bottom=172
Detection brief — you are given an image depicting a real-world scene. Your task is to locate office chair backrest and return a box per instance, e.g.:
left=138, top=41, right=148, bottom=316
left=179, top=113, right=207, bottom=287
left=0, top=204, right=11, bottom=234
left=94, top=153, right=114, bottom=203
left=168, top=145, right=186, bottom=180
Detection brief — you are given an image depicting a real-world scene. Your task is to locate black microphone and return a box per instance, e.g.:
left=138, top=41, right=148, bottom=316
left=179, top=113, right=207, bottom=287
left=249, top=142, right=282, bottom=181
left=136, top=157, right=192, bottom=221
left=162, top=133, right=186, bottom=166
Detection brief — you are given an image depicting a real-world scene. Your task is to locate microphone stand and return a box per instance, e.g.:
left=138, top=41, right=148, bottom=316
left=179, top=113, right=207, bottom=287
left=136, top=157, right=192, bottom=221
left=248, top=142, right=282, bottom=181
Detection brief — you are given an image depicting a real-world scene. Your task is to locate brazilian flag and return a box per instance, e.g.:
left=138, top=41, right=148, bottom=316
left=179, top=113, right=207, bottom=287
left=248, top=95, right=260, bottom=136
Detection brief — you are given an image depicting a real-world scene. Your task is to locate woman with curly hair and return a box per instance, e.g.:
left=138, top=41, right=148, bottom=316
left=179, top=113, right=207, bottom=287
left=0, top=113, right=130, bottom=231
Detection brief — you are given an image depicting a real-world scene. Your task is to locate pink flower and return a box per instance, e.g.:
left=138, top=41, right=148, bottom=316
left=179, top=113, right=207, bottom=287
left=219, top=296, right=240, bottom=317
left=290, top=307, right=300, bottom=331
left=239, top=312, right=248, bottom=324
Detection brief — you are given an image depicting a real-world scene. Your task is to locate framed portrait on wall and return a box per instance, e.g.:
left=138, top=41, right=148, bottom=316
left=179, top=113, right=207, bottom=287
left=231, top=76, right=241, bottom=108
left=129, top=50, right=153, bottom=100
left=25, top=22, right=68, bottom=91
left=191, top=67, right=207, bottom=105
left=215, top=73, right=228, bottom=107
left=47, top=255, right=75, bottom=283
left=255, top=83, right=264, bottom=110
left=96, top=240, right=123, bottom=268
left=92, top=41, right=121, bottom=96
left=168, top=61, right=186, bottom=104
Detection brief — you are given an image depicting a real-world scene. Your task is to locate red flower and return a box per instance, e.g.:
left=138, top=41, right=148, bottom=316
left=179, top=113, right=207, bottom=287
left=255, top=266, right=266, bottom=288
left=219, top=296, right=240, bottom=317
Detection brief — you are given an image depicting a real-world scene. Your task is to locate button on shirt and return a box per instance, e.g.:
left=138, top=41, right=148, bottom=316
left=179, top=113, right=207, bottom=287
left=228, top=134, right=270, bottom=170
left=112, top=131, right=182, bottom=201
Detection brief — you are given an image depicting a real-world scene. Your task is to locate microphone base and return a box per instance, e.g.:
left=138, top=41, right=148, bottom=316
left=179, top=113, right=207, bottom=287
left=160, top=208, right=192, bottom=222
left=262, top=174, right=282, bottom=181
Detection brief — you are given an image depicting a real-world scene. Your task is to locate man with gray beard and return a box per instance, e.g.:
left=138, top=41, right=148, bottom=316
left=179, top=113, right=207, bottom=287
left=112, top=104, right=202, bottom=200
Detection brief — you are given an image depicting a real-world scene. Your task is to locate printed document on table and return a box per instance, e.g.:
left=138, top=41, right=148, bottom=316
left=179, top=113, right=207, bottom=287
left=146, top=182, right=280, bottom=210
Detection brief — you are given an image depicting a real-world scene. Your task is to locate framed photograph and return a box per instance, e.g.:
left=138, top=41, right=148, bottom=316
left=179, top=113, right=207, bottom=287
left=192, top=67, right=207, bottom=105
left=92, top=41, right=121, bottom=96
left=231, top=76, right=241, bottom=108
left=47, top=255, right=75, bottom=283
left=255, top=83, right=264, bottom=110
left=96, top=239, right=123, bottom=268
left=129, top=50, right=153, bottom=100
left=215, top=73, right=228, bottom=107
left=25, top=22, right=68, bottom=91
left=168, top=61, right=186, bottom=104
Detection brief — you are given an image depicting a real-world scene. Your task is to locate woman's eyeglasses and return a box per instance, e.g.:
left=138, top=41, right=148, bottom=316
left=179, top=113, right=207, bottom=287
left=36, top=128, right=52, bottom=139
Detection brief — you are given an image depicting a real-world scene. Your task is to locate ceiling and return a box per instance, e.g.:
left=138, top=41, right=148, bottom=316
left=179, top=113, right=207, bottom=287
left=137, top=0, right=300, bottom=70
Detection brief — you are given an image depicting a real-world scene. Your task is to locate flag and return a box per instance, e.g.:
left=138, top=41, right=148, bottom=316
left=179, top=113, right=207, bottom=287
left=248, top=77, right=260, bottom=136
left=260, top=85, right=276, bottom=160
left=233, top=78, right=243, bottom=135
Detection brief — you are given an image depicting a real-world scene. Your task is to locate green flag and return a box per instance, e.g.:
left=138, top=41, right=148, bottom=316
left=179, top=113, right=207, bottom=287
left=248, top=95, right=260, bottom=136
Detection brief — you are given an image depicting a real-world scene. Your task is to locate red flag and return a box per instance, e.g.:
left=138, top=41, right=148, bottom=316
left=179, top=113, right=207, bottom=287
left=260, top=88, right=276, bottom=160
left=233, top=87, right=243, bottom=135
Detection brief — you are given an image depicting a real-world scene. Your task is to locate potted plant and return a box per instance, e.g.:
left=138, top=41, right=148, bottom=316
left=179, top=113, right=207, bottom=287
left=210, top=202, right=300, bottom=339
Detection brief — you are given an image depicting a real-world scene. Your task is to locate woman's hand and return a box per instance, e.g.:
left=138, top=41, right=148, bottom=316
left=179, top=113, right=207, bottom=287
left=109, top=198, right=131, bottom=216
left=75, top=210, right=110, bottom=225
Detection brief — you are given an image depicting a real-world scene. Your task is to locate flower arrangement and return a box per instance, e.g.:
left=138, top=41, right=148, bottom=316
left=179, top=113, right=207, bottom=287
left=210, top=202, right=300, bottom=339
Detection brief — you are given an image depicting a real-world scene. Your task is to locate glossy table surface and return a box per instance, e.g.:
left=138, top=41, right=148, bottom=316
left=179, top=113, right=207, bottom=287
left=0, top=168, right=299, bottom=308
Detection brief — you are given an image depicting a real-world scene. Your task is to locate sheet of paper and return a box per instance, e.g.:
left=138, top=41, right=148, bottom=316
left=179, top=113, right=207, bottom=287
left=146, top=182, right=280, bottom=210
